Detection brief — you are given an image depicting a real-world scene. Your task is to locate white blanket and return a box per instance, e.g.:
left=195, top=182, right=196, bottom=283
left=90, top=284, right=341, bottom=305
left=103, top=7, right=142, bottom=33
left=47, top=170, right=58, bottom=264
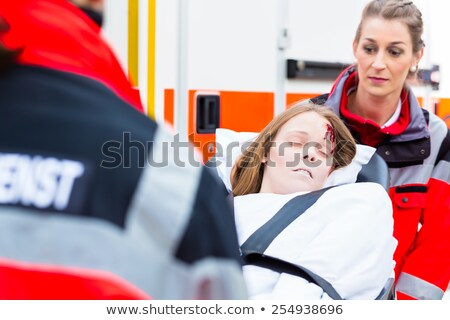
left=234, top=183, right=397, bottom=300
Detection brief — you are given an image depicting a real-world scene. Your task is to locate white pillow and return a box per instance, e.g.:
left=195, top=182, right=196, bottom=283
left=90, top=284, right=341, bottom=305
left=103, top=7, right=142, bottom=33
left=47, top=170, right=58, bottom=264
left=214, top=128, right=376, bottom=192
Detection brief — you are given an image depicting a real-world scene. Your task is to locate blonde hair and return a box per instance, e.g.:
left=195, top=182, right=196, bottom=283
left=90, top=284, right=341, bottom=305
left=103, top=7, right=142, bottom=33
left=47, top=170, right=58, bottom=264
left=231, top=104, right=356, bottom=196
left=355, top=0, right=424, bottom=54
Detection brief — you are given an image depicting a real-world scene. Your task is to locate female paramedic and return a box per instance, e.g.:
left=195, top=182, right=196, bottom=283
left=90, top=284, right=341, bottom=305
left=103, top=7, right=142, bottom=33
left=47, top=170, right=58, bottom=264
left=304, top=0, right=450, bottom=300
left=229, top=104, right=397, bottom=299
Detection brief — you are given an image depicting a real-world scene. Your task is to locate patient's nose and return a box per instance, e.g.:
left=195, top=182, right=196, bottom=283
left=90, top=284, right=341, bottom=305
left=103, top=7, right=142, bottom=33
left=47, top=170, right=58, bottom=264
left=303, top=152, right=316, bottom=163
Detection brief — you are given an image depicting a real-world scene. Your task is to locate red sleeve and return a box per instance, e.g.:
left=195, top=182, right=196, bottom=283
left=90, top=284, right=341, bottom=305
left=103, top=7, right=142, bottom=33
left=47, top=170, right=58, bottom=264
left=396, top=171, right=450, bottom=299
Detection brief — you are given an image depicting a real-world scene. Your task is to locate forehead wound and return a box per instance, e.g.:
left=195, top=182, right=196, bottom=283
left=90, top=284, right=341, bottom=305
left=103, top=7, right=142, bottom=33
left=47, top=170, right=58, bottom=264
left=324, top=124, right=336, bottom=154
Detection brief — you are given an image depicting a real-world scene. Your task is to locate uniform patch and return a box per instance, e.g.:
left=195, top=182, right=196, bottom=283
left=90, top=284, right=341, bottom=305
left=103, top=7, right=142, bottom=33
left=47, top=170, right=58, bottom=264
left=0, top=153, right=89, bottom=212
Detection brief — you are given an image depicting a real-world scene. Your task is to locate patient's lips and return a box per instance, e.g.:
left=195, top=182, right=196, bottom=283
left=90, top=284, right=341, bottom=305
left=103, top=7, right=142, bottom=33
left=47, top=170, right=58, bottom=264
left=293, top=168, right=312, bottom=179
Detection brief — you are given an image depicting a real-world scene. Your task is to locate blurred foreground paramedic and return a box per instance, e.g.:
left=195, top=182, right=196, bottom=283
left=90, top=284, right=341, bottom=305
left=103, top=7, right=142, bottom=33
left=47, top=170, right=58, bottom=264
left=305, top=0, right=450, bottom=299
left=0, top=0, right=246, bottom=299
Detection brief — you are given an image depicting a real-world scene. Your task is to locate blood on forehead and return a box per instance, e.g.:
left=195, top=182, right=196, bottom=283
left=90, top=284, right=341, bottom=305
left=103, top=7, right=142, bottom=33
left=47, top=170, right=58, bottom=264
left=324, top=123, right=336, bottom=155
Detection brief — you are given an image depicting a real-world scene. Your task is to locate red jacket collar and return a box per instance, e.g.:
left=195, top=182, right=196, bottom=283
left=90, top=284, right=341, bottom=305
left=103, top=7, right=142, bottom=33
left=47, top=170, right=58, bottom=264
left=337, top=70, right=411, bottom=146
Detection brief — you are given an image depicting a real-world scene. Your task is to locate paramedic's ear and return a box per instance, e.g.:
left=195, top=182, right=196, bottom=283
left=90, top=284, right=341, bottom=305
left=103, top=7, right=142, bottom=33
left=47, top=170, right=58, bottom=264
left=70, top=0, right=104, bottom=28
left=352, top=40, right=358, bottom=58
left=0, top=18, right=21, bottom=73
left=413, top=47, right=424, bottom=70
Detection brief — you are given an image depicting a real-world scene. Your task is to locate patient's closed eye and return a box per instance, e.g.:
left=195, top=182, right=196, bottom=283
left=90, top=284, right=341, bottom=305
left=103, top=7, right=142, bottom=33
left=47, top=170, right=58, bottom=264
left=284, top=136, right=306, bottom=148
left=288, top=141, right=304, bottom=147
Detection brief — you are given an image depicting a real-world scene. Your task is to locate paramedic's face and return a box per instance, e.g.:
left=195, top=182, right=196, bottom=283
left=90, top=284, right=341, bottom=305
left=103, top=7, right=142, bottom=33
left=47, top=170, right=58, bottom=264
left=353, top=17, right=422, bottom=98
left=260, top=112, right=334, bottom=194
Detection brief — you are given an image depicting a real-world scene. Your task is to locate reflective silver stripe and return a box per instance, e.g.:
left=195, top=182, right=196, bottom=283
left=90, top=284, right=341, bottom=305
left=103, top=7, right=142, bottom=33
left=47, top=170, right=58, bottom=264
left=389, top=165, right=433, bottom=186
left=0, top=207, right=245, bottom=299
left=396, top=272, right=445, bottom=299
left=0, top=206, right=170, bottom=297
left=431, top=160, right=450, bottom=184
left=188, top=258, right=247, bottom=299
left=389, top=113, right=448, bottom=187
left=126, top=127, right=201, bottom=254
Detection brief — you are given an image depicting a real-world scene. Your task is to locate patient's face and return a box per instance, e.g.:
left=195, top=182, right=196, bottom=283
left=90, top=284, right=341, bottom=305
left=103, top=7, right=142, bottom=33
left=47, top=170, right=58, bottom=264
left=260, top=111, right=334, bottom=194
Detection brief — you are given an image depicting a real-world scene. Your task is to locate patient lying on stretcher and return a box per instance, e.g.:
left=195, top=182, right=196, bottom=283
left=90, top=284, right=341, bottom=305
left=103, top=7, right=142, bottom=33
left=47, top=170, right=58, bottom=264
left=216, top=104, right=397, bottom=299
